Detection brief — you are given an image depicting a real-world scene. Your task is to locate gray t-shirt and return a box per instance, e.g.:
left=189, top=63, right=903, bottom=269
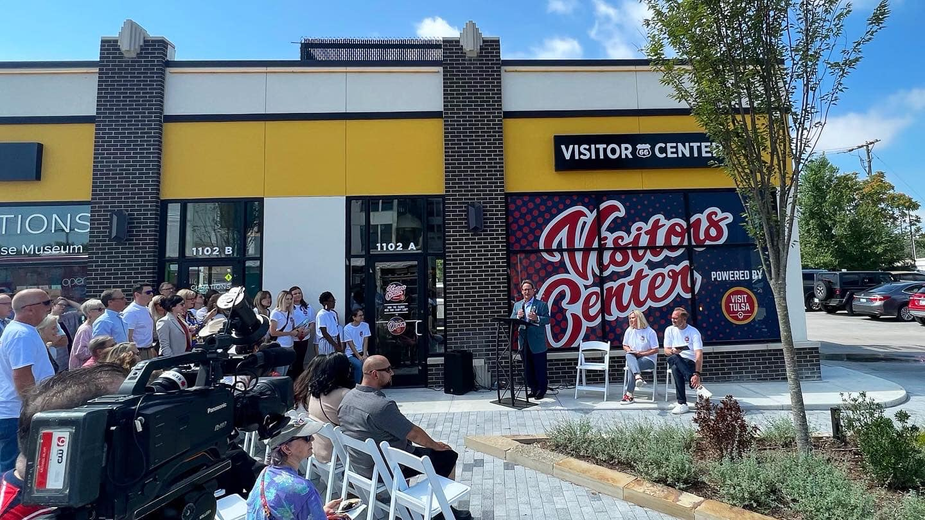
left=337, top=385, right=414, bottom=477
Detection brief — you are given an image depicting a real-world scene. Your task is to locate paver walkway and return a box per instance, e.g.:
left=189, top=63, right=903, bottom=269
left=388, top=360, right=916, bottom=519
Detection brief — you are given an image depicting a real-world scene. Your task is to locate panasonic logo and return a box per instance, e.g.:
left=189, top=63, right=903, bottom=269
left=207, top=403, right=228, bottom=414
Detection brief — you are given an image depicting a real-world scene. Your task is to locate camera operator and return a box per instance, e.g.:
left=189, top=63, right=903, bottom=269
left=248, top=418, right=348, bottom=520
left=1, top=364, right=126, bottom=518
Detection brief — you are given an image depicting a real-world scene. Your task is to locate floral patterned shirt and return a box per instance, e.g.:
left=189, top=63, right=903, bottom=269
left=246, top=465, right=326, bottom=520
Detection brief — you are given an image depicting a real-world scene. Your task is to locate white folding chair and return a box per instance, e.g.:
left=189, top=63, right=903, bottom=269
left=335, top=427, right=413, bottom=520
left=623, top=357, right=658, bottom=402
left=574, top=340, right=611, bottom=401
left=380, top=442, right=471, bottom=520
left=305, top=422, right=348, bottom=503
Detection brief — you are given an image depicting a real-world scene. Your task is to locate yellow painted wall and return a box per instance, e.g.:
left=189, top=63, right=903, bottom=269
left=161, top=119, right=444, bottom=199
left=504, top=116, right=732, bottom=193
left=0, top=124, right=94, bottom=202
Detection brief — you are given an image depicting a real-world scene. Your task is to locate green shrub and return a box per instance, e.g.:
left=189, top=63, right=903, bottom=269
left=876, top=492, right=925, bottom=520
left=856, top=410, right=925, bottom=490
left=840, top=391, right=884, bottom=437
left=693, top=395, right=758, bottom=459
left=707, top=455, right=780, bottom=513
left=772, top=453, right=876, bottom=520
left=758, top=415, right=797, bottom=448
left=546, top=418, right=698, bottom=489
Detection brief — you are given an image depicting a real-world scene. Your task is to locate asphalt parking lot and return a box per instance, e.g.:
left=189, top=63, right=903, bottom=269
left=806, top=309, right=925, bottom=358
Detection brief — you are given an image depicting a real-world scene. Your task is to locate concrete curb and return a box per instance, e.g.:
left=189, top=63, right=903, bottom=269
left=465, top=435, right=777, bottom=520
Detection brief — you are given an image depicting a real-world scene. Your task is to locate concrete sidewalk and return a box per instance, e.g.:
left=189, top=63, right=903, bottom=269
left=389, top=364, right=906, bottom=414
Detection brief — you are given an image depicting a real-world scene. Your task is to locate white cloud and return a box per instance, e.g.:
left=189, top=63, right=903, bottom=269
left=815, top=87, right=925, bottom=152
left=548, top=0, right=580, bottom=14
left=414, top=16, right=459, bottom=39
left=530, top=37, right=583, bottom=59
left=588, top=0, right=650, bottom=58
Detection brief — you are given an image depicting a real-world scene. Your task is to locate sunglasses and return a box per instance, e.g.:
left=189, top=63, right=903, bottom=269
left=143, top=290, right=154, bottom=295
left=292, top=435, right=314, bottom=443
left=369, top=366, right=393, bottom=374
left=23, top=299, right=53, bottom=308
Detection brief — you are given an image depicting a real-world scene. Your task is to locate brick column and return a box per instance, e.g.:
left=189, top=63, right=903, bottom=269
left=441, top=38, right=506, bottom=370
left=86, top=37, right=171, bottom=296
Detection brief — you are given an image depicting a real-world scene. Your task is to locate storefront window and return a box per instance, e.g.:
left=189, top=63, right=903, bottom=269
left=165, top=203, right=181, bottom=258
left=369, top=198, right=424, bottom=253
left=185, top=202, right=240, bottom=258
left=0, top=204, right=89, bottom=259
left=427, top=198, right=443, bottom=253
left=507, top=190, right=777, bottom=349
left=0, top=263, right=88, bottom=300
left=160, top=200, right=262, bottom=294
left=350, top=200, right=367, bottom=256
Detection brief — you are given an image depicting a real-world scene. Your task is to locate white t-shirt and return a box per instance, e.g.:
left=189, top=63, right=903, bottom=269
left=122, top=301, right=154, bottom=348
left=663, top=324, right=703, bottom=361
left=341, top=322, right=371, bottom=358
left=0, top=321, right=56, bottom=419
left=315, top=309, right=340, bottom=355
left=292, top=304, right=315, bottom=330
left=621, top=326, right=659, bottom=363
left=269, top=309, right=295, bottom=348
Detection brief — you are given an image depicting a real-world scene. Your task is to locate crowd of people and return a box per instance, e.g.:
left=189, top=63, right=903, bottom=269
left=0, top=281, right=372, bottom=475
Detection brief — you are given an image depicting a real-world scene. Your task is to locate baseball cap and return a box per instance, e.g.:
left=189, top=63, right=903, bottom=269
left=267, top=417, right=324, bottom=449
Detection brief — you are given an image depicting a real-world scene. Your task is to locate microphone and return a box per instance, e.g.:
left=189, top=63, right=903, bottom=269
left=238, top=347, right=296, bottom=370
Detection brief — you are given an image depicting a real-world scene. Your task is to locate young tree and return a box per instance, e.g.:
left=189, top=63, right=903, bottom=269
left=644, top=0, right=889, bottom=454
left=800, top=157, right=912, bottom=270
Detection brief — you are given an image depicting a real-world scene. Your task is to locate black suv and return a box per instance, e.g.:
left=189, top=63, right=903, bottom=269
left=802, top=269, right=826, bottom=311
left=813, top=271, right=894, bottom=314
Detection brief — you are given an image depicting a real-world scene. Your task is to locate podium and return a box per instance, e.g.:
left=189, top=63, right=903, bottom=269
left=490, top=317, right=538, bottom=409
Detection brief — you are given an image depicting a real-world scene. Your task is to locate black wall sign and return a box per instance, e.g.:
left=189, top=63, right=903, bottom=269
left=554, top=133, right=720, bottom=171
left=0, top=143, right=43, bottom=181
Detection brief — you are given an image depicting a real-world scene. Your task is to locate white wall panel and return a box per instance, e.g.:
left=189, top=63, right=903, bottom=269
left=345, top=72, right=442, bottom=113
left=635, top=71, right=688, bottom=110
left=263, top=197, right=346, bottom=323
left=0, top=73, right=97, bottom=116
left=266, top=73, right=346, bottom=113
left=502, top=71, right=638, bottom=112
left=165, top=72, right=267, bottom=115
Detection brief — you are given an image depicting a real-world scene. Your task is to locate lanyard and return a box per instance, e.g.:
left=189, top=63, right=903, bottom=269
left=260, top=471, right=273, bottom=519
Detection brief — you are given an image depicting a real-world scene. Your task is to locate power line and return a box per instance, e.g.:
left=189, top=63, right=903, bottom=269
left=872, top=152, right=925, bottom=204
left=844, top=139, right=880, bottom=177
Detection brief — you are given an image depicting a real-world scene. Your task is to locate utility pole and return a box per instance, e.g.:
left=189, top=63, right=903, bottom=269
left=845, top=139, right=881, bottom=176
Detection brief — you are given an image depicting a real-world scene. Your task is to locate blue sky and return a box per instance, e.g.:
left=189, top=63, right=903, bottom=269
left=2, top=0, right=923, bottom=211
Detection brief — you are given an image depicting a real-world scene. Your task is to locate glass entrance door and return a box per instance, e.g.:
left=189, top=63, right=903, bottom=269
left=371, top=258, right=426, bottom=386
left=180, top=263, right=239, bottom=294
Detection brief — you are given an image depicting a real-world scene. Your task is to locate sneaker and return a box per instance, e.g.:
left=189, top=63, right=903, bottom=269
left=620, top=393, right=634, bottom=405
left=635, top=376, right=647, bottom=387
left=671, top=403, right=690, bottom=415
left=696, top=385, right=713, bottom=400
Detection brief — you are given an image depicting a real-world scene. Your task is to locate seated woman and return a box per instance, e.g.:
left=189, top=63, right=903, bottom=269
left=246, top=418, right=347, bottom=520
left=293, top=353, right=355, bottom=464
left=620, top=310, right=660, bottom=405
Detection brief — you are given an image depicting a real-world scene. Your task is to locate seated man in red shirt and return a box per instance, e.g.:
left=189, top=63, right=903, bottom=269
left=1, top=364, right=125, bottom=519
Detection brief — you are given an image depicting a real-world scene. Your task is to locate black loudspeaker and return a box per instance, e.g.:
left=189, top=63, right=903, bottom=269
left=109, top=210, right=128, bottom=242
left=467, top=202, right=483, bottom=233
left=444, top=350, right=474, bottom=395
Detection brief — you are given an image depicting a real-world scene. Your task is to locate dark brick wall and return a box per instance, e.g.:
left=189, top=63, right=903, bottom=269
left=86, top=38, right=169, bottom=296
left=427, top=347, right=822, bottom=390
left=441, top=38, right=507, bottom=363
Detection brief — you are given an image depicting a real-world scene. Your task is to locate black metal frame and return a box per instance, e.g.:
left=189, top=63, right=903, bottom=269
left=344, top=195, right=446, bottom=387
left=157, top=198, right=264, bottom=293
left=504, top=187, right=777, bottom=349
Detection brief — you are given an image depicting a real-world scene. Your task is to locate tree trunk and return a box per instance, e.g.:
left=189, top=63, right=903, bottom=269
left=770, top=278, right=812, bottom=454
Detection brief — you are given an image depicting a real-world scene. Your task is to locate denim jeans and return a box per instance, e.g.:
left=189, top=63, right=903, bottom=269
left=0, top=417, right=19, bottom=472
left=347, top=355, right=364, bottom=384
left=623, top=353, right=655, bottom=395
left=667, top=354, right=697, bottom=405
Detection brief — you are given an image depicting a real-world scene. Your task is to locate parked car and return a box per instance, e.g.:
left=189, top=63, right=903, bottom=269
left=886, top=271, right=925, bottom=281
left=909, top=289, right=925, bottom=326
left=852, top=282, right=925, bottom=321
left=802, top=269, right=826, bottom=311
left=813, top=271, right=894, bottom=315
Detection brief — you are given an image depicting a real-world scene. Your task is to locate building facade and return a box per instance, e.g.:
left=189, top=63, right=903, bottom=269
left=0, top=23, right=818, bottom=388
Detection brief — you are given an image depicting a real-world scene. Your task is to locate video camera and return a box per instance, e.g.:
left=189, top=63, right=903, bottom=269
left=22, top=287, right=295, bottom=519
